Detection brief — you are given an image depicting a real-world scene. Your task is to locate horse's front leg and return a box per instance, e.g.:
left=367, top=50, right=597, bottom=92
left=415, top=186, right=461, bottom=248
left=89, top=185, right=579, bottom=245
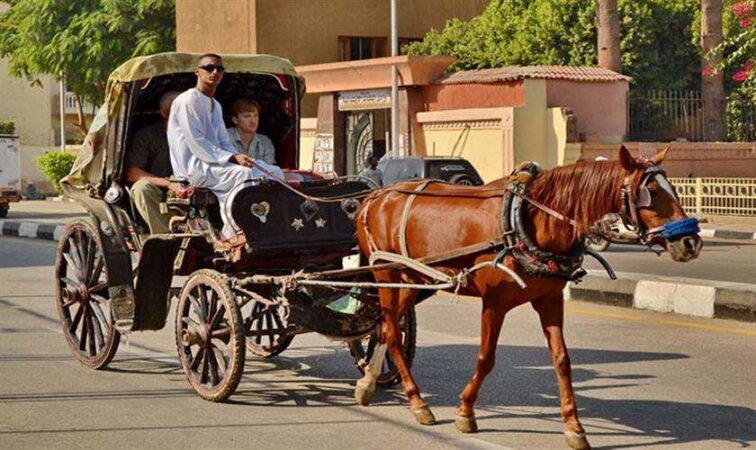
left=532, top=294, right=590, bottom=450
left=456, top=293, right=508, bottom=433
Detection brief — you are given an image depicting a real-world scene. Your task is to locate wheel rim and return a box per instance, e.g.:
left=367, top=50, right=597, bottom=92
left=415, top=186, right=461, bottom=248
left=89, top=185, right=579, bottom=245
left=55, top=223, right=118, bottom=366
left=178, top=283, right=234, bottom=388
left=457, top=178, right=474, bottom=186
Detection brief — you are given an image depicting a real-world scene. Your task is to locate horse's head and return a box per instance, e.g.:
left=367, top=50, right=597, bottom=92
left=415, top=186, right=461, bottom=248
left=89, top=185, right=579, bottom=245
left=618, top=146, right=703, bottom=262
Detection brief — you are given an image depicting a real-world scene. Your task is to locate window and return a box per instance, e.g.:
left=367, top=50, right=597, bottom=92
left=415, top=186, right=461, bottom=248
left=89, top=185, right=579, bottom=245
left=338, top=36, right=387, bottom=61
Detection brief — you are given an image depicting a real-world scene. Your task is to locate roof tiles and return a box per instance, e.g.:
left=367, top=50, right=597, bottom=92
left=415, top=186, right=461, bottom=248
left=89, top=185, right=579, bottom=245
left=436, top=66, right=631, bottom=84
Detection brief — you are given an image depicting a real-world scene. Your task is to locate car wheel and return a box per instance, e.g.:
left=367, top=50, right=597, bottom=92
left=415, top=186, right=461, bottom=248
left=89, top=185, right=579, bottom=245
left=449, top=174, right=474, bottom=186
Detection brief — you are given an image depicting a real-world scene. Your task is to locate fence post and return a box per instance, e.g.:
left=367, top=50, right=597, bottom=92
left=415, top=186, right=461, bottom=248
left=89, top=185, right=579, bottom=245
left=695, top=178, right=703, bottom=215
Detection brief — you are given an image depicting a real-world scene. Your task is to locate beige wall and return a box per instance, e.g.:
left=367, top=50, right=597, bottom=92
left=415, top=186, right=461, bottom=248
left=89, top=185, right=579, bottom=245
left=299, top=118, right=318, bottom=170
left=513, top=79, right=550, bottom=167
left=0, top=54, right=58, bottom=192
left=177, top=1, right=488, bottom=119
left=546, top=79, right=628, bottom=143
left=417, top=108, right=514, bottom=183
left=176, top=0, right=257, bottom=53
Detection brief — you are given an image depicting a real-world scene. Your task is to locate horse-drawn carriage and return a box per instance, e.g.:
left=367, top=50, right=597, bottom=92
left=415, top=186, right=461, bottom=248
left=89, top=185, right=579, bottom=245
left=56, top=52, right=705, bottom=449
left=55, top=52, right=415, bottom=401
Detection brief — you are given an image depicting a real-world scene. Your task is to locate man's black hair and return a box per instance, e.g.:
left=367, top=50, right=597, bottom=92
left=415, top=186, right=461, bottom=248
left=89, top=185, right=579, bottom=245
left=198, top=53, right=222, bottom=64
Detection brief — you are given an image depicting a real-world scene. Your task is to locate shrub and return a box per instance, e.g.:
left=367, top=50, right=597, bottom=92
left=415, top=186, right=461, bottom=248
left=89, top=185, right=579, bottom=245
left=36, top=151, right=77, bottom=195
left=0, top=119, right=15, bottom=135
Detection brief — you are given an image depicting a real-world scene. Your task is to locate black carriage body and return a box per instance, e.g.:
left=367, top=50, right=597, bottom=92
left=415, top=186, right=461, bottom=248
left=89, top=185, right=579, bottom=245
left=229, top=180, right=366, bottom=268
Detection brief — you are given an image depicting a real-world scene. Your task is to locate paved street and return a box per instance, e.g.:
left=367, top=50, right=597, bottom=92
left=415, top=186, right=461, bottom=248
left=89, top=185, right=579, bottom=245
left=584, top=239, right=756, bottom=284
left=0, top=236, right=754, bottom=449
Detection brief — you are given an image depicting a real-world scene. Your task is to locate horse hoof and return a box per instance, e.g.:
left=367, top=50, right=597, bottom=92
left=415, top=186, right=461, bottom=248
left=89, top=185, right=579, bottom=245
left=354, top=379, right=375, bottom=406
left=564, top=430, right=591, bottom=450
left=411, top=405, right=437, bottom=425
left=454, top=414, right=478, bottom=433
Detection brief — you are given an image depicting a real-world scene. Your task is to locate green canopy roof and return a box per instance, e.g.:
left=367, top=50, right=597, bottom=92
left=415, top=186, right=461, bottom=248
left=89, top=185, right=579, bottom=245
left=108, top=52, right=302, bottom=83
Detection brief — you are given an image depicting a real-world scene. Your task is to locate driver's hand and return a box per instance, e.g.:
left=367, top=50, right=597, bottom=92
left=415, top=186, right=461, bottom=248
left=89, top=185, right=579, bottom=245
left=231, top=153, right=255, bottom=167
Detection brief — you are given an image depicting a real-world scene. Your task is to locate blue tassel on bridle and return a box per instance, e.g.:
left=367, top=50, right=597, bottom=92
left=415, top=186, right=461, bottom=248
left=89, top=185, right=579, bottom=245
left=661, top=217, right=700, bottom=240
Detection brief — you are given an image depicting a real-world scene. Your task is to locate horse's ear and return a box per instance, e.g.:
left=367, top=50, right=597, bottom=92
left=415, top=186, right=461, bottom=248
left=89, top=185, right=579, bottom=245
left=618, top=145, right=637, bottom=171
left=650, top=145, right=671, bottom=166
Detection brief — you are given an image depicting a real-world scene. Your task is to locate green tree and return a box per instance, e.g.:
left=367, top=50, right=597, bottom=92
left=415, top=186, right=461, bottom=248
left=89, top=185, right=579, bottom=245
left=0, top=0, right=175, bottom=134
left=409, top=0, right=701, bottom=91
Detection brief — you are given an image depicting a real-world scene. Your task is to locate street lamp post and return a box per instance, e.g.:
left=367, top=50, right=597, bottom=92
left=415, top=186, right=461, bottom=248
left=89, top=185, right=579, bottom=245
left=390, top=0, right=399, bottom=158
left=59, top=71, right=65, bottom=151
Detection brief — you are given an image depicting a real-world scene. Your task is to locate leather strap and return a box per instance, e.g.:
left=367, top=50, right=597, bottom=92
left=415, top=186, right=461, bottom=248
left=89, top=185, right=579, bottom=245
left=399, top=180, right=434, bottom=257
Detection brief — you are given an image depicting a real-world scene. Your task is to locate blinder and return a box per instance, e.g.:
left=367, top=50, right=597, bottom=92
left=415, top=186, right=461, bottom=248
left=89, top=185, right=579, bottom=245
left=636, top=166, right=676, bottom=208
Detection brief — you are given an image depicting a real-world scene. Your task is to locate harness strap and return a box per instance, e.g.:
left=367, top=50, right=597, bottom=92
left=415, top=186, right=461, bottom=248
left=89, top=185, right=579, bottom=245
left=506, top=188, right=581, bottom=229
left=399, top=180, right=434, bottom=257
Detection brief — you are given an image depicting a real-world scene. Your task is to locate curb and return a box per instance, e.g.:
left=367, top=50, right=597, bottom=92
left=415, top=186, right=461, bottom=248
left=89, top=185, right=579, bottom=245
left=699, top=228, right=756, bottom=240
left=566, top=270, right=756, bottom=322
left=0, top=220, right=65, bottom=242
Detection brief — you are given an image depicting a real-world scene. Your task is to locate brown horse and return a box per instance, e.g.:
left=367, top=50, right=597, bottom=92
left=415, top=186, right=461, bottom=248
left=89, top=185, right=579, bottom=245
left=353, top=147, right=702, bottom=450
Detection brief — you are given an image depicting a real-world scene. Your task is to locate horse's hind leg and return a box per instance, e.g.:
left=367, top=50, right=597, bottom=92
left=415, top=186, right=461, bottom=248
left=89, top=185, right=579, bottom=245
left=380, top=286, right=436, bottom=425
left=532, top=294, right=590, bottom=450
left=456, top=292, right=508, bottom=433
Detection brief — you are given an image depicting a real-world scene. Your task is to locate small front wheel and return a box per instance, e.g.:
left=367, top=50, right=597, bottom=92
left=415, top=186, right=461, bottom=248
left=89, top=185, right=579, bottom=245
left=585, top=234, right=611, bottom=252
left=348, top=307, right=417, bottom=387
left=175, top=270, right=245, bottom=402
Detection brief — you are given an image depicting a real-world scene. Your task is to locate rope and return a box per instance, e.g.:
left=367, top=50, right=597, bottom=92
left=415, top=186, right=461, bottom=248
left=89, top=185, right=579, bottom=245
left=253, top=163, right=375, bottom=203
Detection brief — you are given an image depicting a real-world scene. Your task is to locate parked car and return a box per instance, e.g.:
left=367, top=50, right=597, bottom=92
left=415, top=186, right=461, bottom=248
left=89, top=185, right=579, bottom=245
left=377, top=156, right=484, bottom=186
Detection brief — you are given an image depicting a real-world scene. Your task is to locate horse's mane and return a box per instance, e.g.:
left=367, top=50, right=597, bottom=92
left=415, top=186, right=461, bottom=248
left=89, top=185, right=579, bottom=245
left=526, top=160, right=639, bottom=240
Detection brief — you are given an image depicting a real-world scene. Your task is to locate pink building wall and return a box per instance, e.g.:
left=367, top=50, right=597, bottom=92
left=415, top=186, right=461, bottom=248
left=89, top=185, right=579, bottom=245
left=581, top=142, right=756, bottom=177
left=546, top=80, right=629, bottom=142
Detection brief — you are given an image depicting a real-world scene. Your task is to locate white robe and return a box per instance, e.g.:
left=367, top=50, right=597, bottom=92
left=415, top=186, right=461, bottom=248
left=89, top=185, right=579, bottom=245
left=167, top=88, right=284, bottom=237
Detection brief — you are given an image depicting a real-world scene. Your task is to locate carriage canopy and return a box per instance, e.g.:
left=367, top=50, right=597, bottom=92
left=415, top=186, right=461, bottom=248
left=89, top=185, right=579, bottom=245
left=62, top=52, right=305, bottom=195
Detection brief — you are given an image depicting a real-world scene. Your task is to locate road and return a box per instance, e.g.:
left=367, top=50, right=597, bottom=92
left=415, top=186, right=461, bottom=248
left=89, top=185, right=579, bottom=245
left=584, top=238, right=756, bottom=284
left=0, top=237, right=754, bottom=449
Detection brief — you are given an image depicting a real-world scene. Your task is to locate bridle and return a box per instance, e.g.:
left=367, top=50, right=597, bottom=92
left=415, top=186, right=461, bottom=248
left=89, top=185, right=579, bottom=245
left=619, top=162, right=700, bottom=246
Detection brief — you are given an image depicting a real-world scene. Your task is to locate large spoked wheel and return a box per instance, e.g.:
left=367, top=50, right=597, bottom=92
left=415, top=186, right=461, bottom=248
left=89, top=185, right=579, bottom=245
left=175, top=269, right=245, bottom=402
left=54, top=219, right=120, bottom=369
left=242, top=290, right=294, bottom=358
left=348, top=307, right=417, bottom=387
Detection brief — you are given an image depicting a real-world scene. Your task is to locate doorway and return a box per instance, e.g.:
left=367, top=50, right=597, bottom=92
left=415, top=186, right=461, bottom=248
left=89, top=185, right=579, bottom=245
left=346, top=109, right=388, bottom=175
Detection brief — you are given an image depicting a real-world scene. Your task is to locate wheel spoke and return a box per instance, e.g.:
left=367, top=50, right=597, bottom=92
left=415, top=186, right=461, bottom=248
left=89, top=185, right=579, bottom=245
left=198, top=287, right=210, bottom=321
left=271, top=308, right=286, bottom=333
left=211, top=327, right=230, bottom=339
left=188, top=293, right=206, bottom=322
left=265, top=311, right=274, bottom=348
left=210, top=303, right=226, bottom=329
left=199, top=347, right=210, bottom=384
left=68, top=237, right=83, bottom=272
left=87, top=312, right=98, bottom=356
left=190, top=347, right=205, bottom=371
left=63, top=252, right=82, bottom=280
left=182, top=316, right=201, bottom=329
left=78, top=307, right=89, bottom=352
left=206, top=290, right=216, bottom=324
left=83, top=234, right=95, bottom=282
left=89, top=282, right=108, bottom=294
left=88, top=255, right=104, bottom=288
left=69, top=304, right=84, bottom=335
left=60, top=276, right=78, bottom=288
left=211, top=346, right=227, bottom=380
left=207, top=347, right=219, bottom=386
left=61, top=297, right=79, bottom=309
left=255, top=309, right=264, bottom=345
left=91, top=301, right=110, bottom=332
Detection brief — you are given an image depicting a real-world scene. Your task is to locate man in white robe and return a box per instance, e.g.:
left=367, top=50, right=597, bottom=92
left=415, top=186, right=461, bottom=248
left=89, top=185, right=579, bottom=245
left=168, top=53, right=284, bottom=238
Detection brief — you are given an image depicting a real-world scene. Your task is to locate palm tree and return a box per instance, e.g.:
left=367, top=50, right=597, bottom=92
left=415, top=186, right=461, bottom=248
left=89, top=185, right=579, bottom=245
left=701, top=0, right=725, bottom=141
left=596, top=0, right=621, bottom=72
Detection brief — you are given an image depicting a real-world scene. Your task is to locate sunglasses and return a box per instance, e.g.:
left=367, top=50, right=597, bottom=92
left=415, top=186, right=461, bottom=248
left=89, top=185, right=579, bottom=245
left=198, top=64, right=225, bottom=73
